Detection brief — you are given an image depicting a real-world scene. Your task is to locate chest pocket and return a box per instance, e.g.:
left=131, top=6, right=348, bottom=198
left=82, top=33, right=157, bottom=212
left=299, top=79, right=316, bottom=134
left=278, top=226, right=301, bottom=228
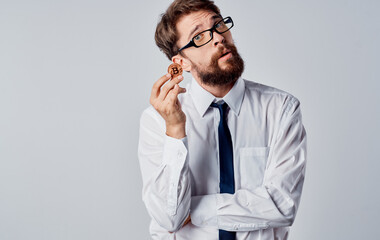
left=239, top=147, right=269, bottom=189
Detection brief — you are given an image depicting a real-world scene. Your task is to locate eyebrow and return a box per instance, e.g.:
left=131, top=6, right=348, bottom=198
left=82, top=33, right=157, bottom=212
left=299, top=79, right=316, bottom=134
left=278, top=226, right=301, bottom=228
left=187, top=15, right=223, bottom=40
left=188, top=25, right=200, bottom=41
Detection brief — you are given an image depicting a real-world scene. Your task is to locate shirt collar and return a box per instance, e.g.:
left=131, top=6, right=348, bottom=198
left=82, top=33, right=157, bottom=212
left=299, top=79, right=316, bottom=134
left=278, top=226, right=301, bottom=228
left=223, top=77, right=245, bottom=116
left=189, top=77, right=245, bottom=118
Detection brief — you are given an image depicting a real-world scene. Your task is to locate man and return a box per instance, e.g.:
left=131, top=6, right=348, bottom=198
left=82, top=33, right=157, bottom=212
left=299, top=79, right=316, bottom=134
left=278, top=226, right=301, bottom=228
left=138, top=0, right=307, bottom=239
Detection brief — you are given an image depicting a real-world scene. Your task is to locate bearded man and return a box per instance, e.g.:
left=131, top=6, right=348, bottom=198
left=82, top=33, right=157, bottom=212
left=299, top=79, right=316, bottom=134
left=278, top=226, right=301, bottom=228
left=138, top=0, right=307, bottom=239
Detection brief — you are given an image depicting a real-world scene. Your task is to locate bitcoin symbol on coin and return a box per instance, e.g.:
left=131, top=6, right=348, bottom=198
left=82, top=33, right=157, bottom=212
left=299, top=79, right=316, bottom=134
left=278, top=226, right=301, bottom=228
left=172, top=67, right=179, bottom=75
left=168, top=63, right=183, bottom=78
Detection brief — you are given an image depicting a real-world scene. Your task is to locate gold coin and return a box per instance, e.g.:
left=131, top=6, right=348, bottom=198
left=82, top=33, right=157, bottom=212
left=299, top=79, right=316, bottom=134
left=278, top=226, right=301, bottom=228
left=167, top=63, right=183, bottom=78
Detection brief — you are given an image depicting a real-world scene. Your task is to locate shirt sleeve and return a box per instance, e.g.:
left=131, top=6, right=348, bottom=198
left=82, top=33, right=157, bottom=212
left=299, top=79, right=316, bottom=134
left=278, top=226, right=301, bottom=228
left=138, top=107, right=191, bottom=232
left=190, top=97, right=307, bottom=232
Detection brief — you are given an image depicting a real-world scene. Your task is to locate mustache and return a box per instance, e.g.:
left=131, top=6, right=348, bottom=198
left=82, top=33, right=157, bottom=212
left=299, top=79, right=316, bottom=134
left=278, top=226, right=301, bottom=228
left=211, top=43, right=238, bottom=63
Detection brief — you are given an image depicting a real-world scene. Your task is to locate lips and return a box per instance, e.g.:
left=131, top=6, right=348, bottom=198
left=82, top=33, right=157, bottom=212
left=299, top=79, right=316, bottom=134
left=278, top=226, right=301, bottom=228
left=220, top=50, right=231, bottom=58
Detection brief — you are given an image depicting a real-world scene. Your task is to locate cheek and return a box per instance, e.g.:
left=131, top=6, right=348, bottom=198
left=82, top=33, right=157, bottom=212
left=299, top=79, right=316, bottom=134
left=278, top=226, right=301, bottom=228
left=190, top=51, right=211, bottom=66
left=224, top=32, right=234, bottom=43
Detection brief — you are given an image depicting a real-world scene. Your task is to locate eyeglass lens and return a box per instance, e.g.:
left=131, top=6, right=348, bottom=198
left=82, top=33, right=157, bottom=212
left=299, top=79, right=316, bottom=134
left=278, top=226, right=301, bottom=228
left=193, top=18, right=233, bottom=47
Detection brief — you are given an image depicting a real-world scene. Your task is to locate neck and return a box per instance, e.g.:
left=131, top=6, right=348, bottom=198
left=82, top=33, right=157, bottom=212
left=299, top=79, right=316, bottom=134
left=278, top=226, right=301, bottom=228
left=194, top=76, right=237, bottom=98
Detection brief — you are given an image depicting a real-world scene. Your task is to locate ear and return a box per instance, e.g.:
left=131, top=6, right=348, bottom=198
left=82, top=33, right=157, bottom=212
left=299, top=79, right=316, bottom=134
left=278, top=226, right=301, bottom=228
left=172, top=54, right=192, bottom=72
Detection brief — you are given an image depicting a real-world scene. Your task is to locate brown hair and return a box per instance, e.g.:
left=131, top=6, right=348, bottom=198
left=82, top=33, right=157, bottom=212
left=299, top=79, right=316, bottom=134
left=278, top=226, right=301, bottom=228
left=155, top=0, right=221, bottom=60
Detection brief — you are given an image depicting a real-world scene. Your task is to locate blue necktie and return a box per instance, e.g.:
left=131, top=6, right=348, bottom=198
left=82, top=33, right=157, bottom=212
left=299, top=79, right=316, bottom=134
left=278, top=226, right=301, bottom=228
left=211, top=102, right=236, bottom=240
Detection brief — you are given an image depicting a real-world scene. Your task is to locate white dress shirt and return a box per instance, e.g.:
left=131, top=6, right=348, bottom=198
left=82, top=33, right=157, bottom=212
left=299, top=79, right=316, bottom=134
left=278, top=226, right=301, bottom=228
left=138, top=77, right=307, bottom=240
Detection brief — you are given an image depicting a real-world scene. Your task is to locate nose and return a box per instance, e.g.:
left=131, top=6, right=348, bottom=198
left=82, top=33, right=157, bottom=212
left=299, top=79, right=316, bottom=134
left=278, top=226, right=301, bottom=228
left=212, top=31, right=225, bottom=47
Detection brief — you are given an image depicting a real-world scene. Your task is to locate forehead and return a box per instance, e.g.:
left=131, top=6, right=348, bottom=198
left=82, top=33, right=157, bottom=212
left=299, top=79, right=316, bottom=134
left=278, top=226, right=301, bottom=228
left=176, top=10, right=220, bottom=39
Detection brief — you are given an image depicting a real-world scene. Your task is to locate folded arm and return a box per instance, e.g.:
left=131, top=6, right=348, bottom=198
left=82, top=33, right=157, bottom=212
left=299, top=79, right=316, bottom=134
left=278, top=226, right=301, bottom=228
left=190, top=97, right=307, bottom=231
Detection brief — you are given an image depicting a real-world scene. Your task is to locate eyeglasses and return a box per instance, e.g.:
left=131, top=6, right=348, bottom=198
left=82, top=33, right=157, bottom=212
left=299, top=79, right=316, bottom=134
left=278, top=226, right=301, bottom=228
left=177, top=16, right=234, bottom=53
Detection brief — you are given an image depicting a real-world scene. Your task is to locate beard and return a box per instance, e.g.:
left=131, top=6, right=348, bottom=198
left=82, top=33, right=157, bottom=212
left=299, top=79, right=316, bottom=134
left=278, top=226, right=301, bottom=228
left=191, top=42, right=245, bottom=86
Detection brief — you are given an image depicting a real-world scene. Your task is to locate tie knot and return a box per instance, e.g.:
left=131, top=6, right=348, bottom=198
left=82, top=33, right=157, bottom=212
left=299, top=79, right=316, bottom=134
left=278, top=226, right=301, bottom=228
left=211, top=102, right=229, bottom=120
left=211, top=102, right=228, bottom=111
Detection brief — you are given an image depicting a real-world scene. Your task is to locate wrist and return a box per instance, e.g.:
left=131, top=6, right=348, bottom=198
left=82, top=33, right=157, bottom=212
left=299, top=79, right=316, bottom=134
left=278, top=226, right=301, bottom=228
left=166, top=123, right=186, bottom=139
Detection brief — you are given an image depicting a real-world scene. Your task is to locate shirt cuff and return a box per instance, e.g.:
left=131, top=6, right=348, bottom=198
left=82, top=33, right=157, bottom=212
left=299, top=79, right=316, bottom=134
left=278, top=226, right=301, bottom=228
left=162, top=135, right=188, bottom=166
left=190, top=194, right=217, bottom=227
left=162, top=135, right=188, bottom=216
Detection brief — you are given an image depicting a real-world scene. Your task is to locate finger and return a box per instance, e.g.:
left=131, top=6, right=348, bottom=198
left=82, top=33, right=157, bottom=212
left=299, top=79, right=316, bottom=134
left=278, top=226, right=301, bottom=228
left=174, top=84, right=187, bottom=95
left=178, top=86, right=186, bottom=94
left=151, top=73, right=171, bottom=99
left=171, top=74, right=184, bottom=84
left=165, top=84, right=182, bottom=105
left=158, top=75, right=184, bottom=101
left=162, top=85, right=186, bottom=111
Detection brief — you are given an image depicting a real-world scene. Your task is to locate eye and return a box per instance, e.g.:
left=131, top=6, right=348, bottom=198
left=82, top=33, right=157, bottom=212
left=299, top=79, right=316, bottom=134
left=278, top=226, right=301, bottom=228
left=215, top=21, right=226, bottom=30
left=193, top=32, right=204, bottom=42
left=215, top=22, right=222, bottom=28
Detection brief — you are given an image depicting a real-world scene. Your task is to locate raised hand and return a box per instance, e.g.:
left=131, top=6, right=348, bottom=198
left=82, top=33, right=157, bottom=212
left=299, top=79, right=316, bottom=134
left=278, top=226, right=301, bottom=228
left=150, top=73, right=187, bottom=139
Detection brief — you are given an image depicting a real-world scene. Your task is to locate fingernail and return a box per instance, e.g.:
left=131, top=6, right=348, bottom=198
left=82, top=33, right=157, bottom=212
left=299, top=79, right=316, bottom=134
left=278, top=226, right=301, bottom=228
left=166, top=73, right=171, bottom=77
left=178, top=75, right=183, bottom=80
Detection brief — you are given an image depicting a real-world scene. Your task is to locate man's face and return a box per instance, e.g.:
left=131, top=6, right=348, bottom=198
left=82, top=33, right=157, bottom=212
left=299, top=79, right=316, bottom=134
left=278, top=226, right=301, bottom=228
left=175, top=10, right=244, bottom=86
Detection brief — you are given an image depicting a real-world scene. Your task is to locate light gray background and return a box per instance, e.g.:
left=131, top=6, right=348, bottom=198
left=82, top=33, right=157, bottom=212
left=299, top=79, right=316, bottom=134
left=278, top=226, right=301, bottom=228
left=1, top=0, right=379, bottom=239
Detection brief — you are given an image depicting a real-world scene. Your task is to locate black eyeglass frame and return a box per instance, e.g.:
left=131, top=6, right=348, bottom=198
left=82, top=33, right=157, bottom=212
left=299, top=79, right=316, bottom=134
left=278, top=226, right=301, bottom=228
left=177, top=16, right=234, bottom=53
